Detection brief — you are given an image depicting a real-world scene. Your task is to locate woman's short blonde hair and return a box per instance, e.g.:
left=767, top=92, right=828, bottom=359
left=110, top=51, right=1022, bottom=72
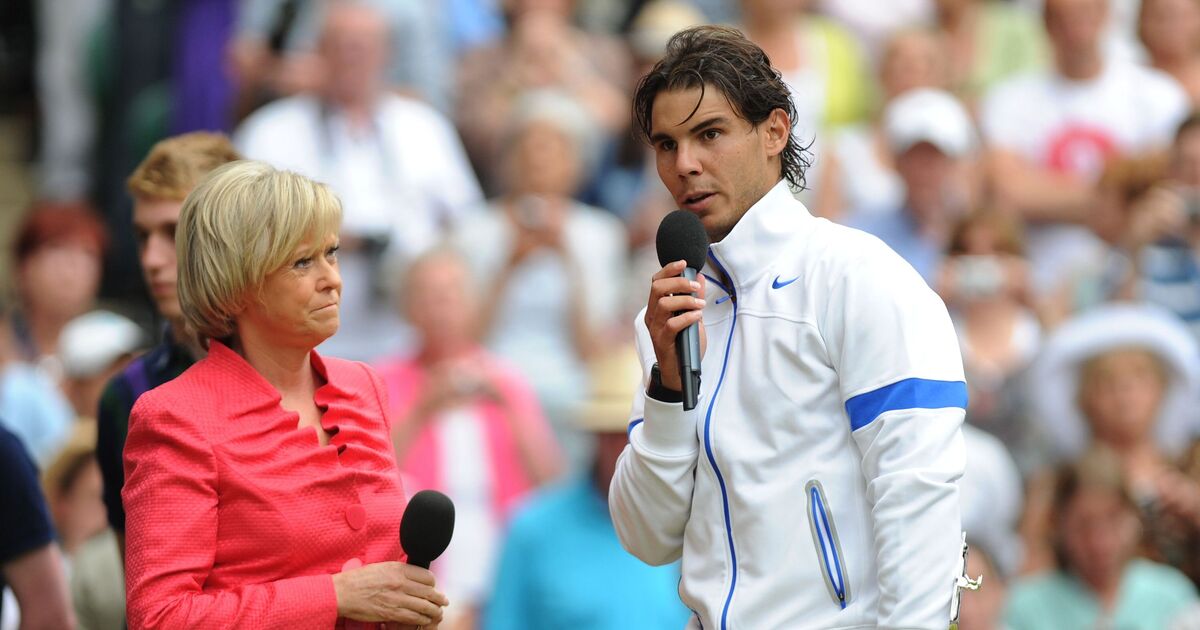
left=176, top=161, right=342, bottom=344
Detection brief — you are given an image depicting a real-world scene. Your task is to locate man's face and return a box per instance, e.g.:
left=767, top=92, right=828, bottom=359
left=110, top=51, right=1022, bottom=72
left=319, top=5, right=390, bottom=102
left=133, top=197, right=184, bottom=322
left=1045, top=0, right=1108, bottom=58
left=650, top=85, right=789, bottom=243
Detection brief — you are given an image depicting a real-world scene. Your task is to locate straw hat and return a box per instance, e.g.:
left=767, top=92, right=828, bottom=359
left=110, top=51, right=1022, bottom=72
left=42, top=419, right=98, bottom=503
left=1026, top=303, right=1200, bottom=460
left=579, top=347, right=644, bottom=434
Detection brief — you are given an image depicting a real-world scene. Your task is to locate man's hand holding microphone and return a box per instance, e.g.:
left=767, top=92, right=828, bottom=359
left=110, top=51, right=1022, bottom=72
left=646, top=210, right=710, bottom=408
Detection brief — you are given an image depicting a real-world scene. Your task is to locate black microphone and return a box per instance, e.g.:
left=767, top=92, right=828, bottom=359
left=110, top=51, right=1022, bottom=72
left=655, top=210, right=709, bottom=411
left=399, top=490, right=455, bottom=570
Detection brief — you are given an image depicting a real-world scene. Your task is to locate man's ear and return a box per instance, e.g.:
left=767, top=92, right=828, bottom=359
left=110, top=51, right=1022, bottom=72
left=763, top=108, right=790, bottom=158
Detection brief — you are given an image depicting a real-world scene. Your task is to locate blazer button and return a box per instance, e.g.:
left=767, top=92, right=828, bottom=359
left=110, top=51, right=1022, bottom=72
left=346, top=504, right=366, bottom=530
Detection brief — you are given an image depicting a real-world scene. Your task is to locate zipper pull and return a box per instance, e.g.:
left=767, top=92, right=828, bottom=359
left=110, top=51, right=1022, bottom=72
left=948, top=532, right=983, bottom=628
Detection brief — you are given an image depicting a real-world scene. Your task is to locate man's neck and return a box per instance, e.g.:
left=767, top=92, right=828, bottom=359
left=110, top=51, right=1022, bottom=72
left=325, top=92, right=379, bottom=131
left=1057, top=49, right=1104, bottom=81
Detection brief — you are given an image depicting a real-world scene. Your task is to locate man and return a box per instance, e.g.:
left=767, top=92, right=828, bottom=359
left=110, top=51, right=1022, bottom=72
left=235, top=0, right=483, bottom=361
left=980, top=0, right=1189, bottom=294
left=851, top=87, right=978, bottom=284
left=487, top=348, right=690, bottom=630
left=96, top=132, right=241, bottom=557
left=0, top=424, right=75, bottom=629
left=609, top=26, right=969, bottom=629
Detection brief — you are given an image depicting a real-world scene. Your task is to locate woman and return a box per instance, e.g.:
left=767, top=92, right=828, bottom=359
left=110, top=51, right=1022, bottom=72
left=122, top=161, right=448, bottom=628
left=451, top=91, right=627, bottom=470
left=1005, top=449, right=1198, bottom=629
left=376, top=249, right=560, bottom=628
left=1022, top=303, right=1200, bottom=579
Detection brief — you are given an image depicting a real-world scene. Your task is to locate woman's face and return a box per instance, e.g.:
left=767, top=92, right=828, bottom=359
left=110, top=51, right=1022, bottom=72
left=403, top=256, right=475, bottom=346
left=1057, top=486, right=1140, bottom=586
left=510, top=122, right=581, bottom=197
left=1079, top=348, right=1168, bottom=448
left=1139, top=0, right=1200, bottom=61
left=238, top=234, right=342, bottom=350
left=19, top=242, right=102, bottom=320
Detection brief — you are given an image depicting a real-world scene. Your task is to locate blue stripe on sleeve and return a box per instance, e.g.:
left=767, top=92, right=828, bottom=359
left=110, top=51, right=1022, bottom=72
left=844, top=378, right=967, bottom=431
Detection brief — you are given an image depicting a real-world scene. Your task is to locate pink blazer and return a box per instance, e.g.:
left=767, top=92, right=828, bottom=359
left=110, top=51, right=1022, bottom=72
left=123, top=341, right=407, bottom=629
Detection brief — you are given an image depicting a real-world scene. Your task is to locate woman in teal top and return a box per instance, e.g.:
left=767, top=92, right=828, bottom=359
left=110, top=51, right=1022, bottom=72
left=1005, top=449, right=1198, bottom=630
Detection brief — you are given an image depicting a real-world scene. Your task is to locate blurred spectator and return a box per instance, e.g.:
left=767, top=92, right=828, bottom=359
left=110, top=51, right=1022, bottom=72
left=1120, top=114, right=1200, bottom=341
left=980, top=0, right=1190, bottom=296
left=934, top=0, right=1049, bottom=104
left=850, top=88, right=979, bottom=284
left=0, top=305, right=76, bottom=469
left=42, top=423, right=106, bottom=558
left=740, top=0, right=873, bottom=135
left=816, top=0, right=935, bottom=60
left=10, top=203, right=108, bottom=369
left=453, top=91, right=627, bottom=470
left=455, top=0, right=630, bottom=193
left=236, top=0, right=483, bottom=361
left=42, top=421, right=124, bottom=630
left=97, top=132, right=239, bottom=558
left=1043, top=155, right=1164, bottom=323
left=482, top=348, right=691, bottom=630
left=1138, top=0, right=1200, bottom=105
left=956, top=544, right=1010, bottom=630
left=34, top=0, right=110, bottom=200
left=57, top=310, right=142, bottom=418
left=230, top=0, right=450, bottom=113
left=960, top=424, right=1026, bottom=580
left=1005, top=448, right=1198, bottom=629
left=1024, top=303, right=1200, bottom=579
left=830, top=27, right=949, bottom=221
left=938, top=209, right=1041, bottom=461
left=376, top=248, right=561, bottom=628
left=584, top=0, right=705, bottom=222
left=0, top=424, right=75, bottom=629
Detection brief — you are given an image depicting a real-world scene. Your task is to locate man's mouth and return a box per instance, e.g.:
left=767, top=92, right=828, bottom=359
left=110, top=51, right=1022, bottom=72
left=680, top=192, right=715, bottom=208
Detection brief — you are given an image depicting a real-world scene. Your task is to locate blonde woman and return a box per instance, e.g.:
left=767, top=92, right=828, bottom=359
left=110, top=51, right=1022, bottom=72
left=122, top=161, right=447, bottom=628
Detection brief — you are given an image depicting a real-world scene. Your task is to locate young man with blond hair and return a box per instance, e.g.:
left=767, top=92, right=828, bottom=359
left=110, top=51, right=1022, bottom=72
left=96, top=132, right=241, bottom=557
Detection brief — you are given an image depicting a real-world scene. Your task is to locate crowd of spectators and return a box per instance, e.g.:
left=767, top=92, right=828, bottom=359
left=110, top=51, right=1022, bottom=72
left=3, top=0, right=1200, bottom=628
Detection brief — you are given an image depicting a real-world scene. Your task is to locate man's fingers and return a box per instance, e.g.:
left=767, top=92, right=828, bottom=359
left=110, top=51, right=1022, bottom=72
left=650, top=260, right=689, bottom=281
left=663, top=310, right=703, bottom=335
left=657, top=295, right=705, bottom=313
left=651, top=276, right=702, bottom=300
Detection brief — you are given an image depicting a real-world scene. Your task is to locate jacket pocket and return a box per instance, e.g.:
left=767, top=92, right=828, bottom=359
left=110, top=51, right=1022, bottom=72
left=805, top=479, right=850, bottom=610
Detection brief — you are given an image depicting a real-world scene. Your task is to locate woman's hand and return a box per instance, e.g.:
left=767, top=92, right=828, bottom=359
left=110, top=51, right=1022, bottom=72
left=333, top=562, right=448, bottom=625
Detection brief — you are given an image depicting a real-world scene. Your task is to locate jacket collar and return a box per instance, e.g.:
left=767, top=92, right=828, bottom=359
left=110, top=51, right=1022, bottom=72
left=706, top=179, right=814, bottom=295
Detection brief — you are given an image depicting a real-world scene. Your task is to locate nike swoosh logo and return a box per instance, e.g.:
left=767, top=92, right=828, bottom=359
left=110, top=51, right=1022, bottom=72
left=772, top=275, right=799, bottom=289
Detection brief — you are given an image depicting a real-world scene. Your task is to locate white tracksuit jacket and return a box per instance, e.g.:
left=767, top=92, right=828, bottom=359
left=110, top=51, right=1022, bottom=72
left=610, top=181, right=968, bottom=630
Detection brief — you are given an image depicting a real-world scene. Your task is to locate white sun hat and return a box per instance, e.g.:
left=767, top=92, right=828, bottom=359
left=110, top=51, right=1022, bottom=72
left=884, top=88, right=977, bottom=159
left=58, top=310, right=145, bottom=378
left=1026, top=302, right=1200, bottom=461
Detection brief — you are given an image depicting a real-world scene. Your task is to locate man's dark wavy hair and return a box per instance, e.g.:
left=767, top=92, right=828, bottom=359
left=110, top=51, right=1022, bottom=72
left=633, top=25, right=811, bottom=191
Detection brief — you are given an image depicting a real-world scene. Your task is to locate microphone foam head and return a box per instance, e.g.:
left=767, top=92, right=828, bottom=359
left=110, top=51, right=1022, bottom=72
left=656, top=210, right=709, bottom=270
left=399, top=490, right=455, bottom=569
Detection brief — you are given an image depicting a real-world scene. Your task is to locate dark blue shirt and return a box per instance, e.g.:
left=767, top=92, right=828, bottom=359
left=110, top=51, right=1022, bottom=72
left=0, top=424, right=57, bottom=621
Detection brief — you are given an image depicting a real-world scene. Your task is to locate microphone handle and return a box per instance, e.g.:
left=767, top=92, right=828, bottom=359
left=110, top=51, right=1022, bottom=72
left=676, top=267, right=702, bottom=411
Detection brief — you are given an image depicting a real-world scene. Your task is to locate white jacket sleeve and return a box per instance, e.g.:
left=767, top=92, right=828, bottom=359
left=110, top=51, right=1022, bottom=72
left=607, top=310, right=702, bottom=566
left=822, top=245, right=967, bottom=630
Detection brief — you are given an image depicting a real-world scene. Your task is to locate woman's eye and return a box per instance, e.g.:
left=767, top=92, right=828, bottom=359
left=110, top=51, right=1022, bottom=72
left=294, top=256, right=313, bottom=269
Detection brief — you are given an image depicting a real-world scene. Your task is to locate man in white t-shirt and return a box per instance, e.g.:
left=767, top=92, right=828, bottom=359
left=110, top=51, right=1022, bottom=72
left=980, top=0, right=1189, bottom=294
left=235, top=0, right=483, bottom=361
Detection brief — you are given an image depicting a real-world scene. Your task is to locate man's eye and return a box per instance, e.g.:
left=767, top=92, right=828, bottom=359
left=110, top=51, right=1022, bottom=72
left=703, top=129, right=720, bottom=140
